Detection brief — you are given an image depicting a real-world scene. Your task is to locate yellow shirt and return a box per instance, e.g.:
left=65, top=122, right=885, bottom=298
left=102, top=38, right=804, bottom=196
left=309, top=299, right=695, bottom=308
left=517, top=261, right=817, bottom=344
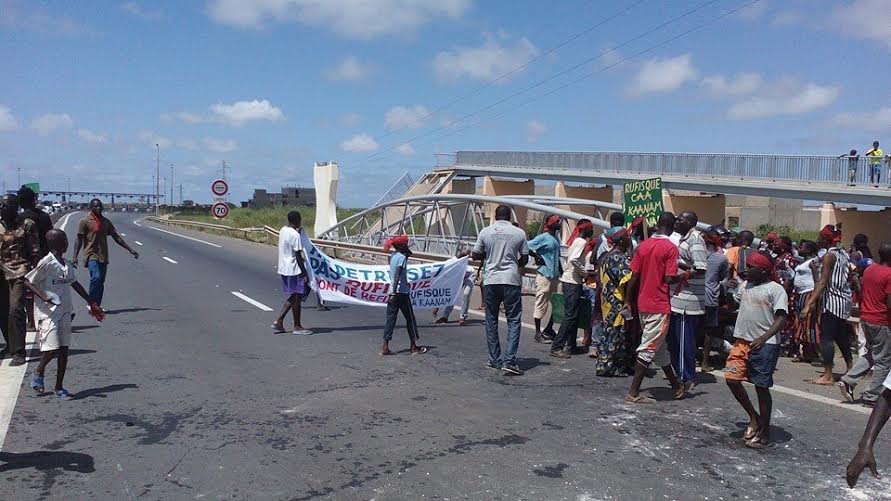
left=867, top=148, right=884, bottom=164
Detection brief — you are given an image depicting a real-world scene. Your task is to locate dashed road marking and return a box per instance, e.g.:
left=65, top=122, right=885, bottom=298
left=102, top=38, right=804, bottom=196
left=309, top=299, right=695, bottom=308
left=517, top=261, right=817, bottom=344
left=56, top=212, right=76, bottom=231
left=146, top=225, right=222, bottom=248
left=0, top=331, right=37, bottom=451
left=231, top=291, right=274, bottom=312
left=135, top=241, right=143, bottom=246
left=162, top=257, right=178, bottom=264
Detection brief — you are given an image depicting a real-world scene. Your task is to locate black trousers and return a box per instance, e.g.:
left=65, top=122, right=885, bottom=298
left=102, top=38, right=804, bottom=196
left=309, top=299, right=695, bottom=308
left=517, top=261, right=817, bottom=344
left=1, top=278, right=27, bottom=357
left=821, top=310, right=853, bottom=367
left=383, top=293, right=419, bottom=343
left=551, top=282, right=581, bottom=352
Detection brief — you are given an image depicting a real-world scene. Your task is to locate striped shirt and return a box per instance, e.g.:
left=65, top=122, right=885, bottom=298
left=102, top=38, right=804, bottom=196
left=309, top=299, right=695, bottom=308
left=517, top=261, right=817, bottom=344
left=822, top=248, right=853, bottom=319
left=671, top=229, right=708, bottom=315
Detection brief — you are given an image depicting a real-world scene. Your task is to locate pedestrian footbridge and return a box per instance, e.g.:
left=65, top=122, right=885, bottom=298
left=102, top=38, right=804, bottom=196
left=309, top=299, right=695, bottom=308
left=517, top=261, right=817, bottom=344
left=435, top=151, right=891, bottom=207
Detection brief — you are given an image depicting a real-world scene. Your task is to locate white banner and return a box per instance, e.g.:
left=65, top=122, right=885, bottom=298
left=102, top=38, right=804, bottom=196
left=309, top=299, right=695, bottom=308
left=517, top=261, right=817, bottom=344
left=300, top=233, right=468, bottom=309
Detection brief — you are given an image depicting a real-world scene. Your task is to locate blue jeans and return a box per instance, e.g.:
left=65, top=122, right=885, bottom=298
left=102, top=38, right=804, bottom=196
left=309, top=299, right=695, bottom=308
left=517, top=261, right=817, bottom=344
left=87, top=260, right=108, bottom=306
left=668, top=312, right=701, bottom=383
left=484, top=284, right=522, bottom=365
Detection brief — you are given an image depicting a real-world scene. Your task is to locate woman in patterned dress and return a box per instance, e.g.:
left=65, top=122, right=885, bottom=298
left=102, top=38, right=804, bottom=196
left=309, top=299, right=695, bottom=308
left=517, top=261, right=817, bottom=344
left=595, top=229, right=634, bottom=377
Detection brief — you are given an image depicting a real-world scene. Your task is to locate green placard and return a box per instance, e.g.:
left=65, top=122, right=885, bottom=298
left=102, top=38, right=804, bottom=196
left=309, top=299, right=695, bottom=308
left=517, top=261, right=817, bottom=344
left=623, top=177, right=663, bottom=227
left=24, top=182, right=40, bottom=193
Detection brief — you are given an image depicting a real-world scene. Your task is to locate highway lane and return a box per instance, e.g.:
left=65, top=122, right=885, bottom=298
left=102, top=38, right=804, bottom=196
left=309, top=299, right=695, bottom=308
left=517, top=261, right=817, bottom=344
left=1, top=212, right=890, bottom=500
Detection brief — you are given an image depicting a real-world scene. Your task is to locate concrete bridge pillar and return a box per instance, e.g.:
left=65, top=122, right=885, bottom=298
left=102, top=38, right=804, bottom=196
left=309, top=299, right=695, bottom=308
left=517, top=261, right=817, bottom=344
left=662, top=192, right=726, bottom=225
left=482, top=177, right=534, bottom=226
left=555, top=182, right=615, bottom=243
left=444, top=178, right=477, bottom=238
left=820, top=203, right=891, bottom=250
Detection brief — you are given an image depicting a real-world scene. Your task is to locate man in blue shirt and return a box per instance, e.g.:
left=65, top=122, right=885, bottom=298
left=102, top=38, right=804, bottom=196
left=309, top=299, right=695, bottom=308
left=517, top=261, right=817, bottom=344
left=528, top=215, right=562, bottom=343
left=381, top=235, right=426, bottom=356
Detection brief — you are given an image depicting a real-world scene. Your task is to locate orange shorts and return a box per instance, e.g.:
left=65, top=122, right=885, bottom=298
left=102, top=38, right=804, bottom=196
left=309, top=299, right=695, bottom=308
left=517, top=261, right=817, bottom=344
left=724, top=339, right=780, bottom=388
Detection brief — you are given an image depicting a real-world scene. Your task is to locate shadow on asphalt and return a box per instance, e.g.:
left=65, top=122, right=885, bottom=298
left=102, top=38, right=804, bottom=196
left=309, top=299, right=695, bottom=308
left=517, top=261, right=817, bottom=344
left=517, top=357, right=550, bottom=372
left=71, top=325, right=101, bottom=333
left=104, top=307, right=162, bottom=315
left=731, top=421, right=794, bottom=444
left=0, top=451, right=95, bottom=473
left=75, top=383, right=139, bottom=399
left=26, top=349, right=97, bottom=363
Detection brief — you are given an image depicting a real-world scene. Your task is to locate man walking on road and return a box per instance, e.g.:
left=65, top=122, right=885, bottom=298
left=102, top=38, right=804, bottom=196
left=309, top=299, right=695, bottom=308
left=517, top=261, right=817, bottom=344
left=0, top=194, right=40, bottom=366
left=381, top=235, right=425, bottom=355
left=624, top=212, right=686, bottom=404
left=527, top=214, right=562, bottom=343
left=668, top=211, right=707, bottom=394
left=838, top=243, right=891, bottom=406
left=72, top=199, right=139, bottom=307
left=19, top=185, right=53, bottom=331
left=273, top=211, right=312, bottom=335
left=473, top=205, right=529, bottom=375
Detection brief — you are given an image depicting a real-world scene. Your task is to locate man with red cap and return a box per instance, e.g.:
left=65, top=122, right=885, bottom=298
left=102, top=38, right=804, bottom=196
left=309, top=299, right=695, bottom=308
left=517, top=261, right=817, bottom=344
left=550, top=219, right=595, bottom=358
left=802, top=224, right=854, bottom=385
left=381, top=235, right=425, bottom=356
left=725, top=251, right=788, bottom=449
left=527, top=214, right=562, bottom=343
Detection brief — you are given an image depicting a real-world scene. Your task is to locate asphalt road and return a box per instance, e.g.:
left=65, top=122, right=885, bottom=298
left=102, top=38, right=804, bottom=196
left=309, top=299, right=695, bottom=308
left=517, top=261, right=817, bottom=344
left=1, top=212, right=890, bottom=500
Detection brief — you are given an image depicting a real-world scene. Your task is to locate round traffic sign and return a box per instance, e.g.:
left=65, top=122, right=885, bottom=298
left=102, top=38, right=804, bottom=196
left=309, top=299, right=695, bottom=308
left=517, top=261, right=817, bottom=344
left=211, top=179, right=229, bottom=197
left=211, top=202, right=230, bottom=219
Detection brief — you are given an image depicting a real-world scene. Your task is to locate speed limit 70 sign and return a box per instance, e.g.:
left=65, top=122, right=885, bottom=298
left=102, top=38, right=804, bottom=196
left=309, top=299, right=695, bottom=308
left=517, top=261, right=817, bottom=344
left=211, top=202, right=230, bottom=219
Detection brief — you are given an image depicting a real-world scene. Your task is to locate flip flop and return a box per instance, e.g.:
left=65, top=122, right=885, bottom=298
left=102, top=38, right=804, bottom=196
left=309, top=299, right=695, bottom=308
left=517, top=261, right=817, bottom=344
left=31, top=375, right=45, bottom=393
left=55, top=389, right=74, bottom=401
left=271, top=324, right=286, bottom=334
left=745, top=437, right=770, bottom=449
left=411, top=347, right=429, bottom=355
left=379, top=349, right=394, bottom=356
left=744, top=424, right=758, bottom=441
left=807, top=378, right=833, bottom=386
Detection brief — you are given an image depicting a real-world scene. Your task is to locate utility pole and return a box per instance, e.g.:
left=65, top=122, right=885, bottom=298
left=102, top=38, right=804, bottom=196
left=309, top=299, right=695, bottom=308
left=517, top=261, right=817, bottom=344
left=179, top=184, right=183, bottom=205
left=17, top=167, right=21, bottom=187
left=170, top=162, right=174, bottom=205
left=163, top=177, right=167, bottom=208
left=155, top=144, right=160, bottom=216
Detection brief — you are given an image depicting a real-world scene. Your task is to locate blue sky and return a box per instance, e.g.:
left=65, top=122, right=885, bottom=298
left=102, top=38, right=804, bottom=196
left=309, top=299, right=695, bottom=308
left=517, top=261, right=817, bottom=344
left=1, top=0, right=889, bottom=207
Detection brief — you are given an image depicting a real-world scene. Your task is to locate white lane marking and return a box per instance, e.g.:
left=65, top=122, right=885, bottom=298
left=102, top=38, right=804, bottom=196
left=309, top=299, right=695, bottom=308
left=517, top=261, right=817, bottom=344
left=466, top=309, right=872, bottom=416
left=56, top=211, right=76, bottom=231
left=135, top=241, right=143, bottom=246
left=146, top=225, right=222, bottom=248
left=0, top=330, right=37, bottom=451
left=133, top=220, right=143, bottom=227
left=162, top=257, right=178, bottom=264
left=120, top=233, right=126, bottom=237
left=231, top=291, right=274, bottom=312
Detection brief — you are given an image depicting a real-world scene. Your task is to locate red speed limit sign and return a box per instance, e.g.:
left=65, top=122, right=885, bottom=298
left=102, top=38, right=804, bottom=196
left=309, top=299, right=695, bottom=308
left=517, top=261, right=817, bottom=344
left=211, top=179, right=229, bottom=197
left=211, top=202, right=230, bottom=219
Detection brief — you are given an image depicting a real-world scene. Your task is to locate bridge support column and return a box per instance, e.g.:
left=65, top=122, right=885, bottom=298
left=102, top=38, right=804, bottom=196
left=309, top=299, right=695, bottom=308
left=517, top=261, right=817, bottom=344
left=555, top=182, right=614, bottom=242
left=482, top=177, right=534, bottom=226
left=820, top=203, right=891, bottom=249
left=662, top=192, right=726, bottom=225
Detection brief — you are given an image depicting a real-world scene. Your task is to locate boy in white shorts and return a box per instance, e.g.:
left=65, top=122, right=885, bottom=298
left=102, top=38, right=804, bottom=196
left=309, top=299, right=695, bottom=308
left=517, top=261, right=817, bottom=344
left=24, top=229, right=103, bottom=400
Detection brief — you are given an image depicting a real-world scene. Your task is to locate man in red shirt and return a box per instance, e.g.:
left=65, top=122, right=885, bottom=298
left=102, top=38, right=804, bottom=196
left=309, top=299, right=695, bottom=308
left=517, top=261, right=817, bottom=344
left=623, top=212, right=687, bottom=404
left=839, top=243, right=891, bottom=407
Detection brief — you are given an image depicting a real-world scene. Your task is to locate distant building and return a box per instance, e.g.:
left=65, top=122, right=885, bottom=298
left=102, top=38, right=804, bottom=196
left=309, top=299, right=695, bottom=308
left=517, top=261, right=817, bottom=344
left=247, top=186, right=316, bottom=208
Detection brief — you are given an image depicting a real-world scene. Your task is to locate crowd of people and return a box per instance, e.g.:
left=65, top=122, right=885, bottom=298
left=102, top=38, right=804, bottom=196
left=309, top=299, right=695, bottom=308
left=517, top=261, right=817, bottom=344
left=0, top=189, right=136, bottom=399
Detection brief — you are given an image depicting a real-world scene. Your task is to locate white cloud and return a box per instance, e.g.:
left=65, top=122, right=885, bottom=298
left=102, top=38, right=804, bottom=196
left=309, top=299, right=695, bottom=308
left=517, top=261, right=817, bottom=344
left=701, top=73, right=763, bottom=98
left=30, top=113, right=74, bottom=135
left=340, top=133, right=379, bottom=152
left=726, top=80, right=841, bottom=120
left=833, top=0, right=891, bottom=50
left=161, top=111, right=207, bottom=124
left=120, top=2, right=162, bottom=21
left=137, top=130, right=172, bottom=149
left=77, top=128, right=109, bottom=144
left=206, top=0, right=470, bottom=39
left=326, top=56, right=371, bottom=82
left=525, top=120, right=547, bottom=143
left=340, top=112, right=362, bottom=128
left=736, top=0, right=769, bottom=21
left=628, top=54, right=697, bottom=96
left=393, top=143, right=415, bottom=156
left=830, top=106, right=891, bottom=133
left=0, top=0, right=92, bottom=36
left=0, top=105, right=19, bottom=131
left=209, top=99, right=285, bottom=126
left=433, top=34, right=540, bottom=83
left=176, top=137, right=199, bottom=150
left=203, top=137, right=238, bottom=153
left=384, top=105, right=429, bottom=130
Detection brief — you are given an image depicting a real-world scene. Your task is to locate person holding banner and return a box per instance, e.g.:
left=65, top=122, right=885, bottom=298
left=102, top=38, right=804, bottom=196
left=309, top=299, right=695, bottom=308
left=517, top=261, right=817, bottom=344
left=272, top=211, right=312, bottom=336
left=381, top=235, right=426, bottom=355
left=473, top=205, right=529, bottom=375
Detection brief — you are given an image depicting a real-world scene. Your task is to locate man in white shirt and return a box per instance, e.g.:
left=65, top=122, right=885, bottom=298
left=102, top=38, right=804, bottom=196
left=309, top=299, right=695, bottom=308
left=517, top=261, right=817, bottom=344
left=551, top=219, right=594, bottom=359
left=273, top=211, right=311, bottom=335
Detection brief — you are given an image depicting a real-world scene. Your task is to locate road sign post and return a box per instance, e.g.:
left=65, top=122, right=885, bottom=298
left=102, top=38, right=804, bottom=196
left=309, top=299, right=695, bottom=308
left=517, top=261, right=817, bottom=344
left=211, top=179, right=229, bottom=198
left=211, top=179, right=230, bottom=220
left=623, top=177, right=664, bottom=227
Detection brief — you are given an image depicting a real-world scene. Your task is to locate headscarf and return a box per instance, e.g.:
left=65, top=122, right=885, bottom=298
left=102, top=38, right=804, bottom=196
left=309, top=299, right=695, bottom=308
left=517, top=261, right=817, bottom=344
left=383, top=234, right=409, bottom=252
left=607, top=227, right=629, bottom=245
left=567, top=220, right=594, bottom=246
left=746, top=251, right=774, bottom=272
left=765, top=231, right=779, bottom=243
left=543, top=215, right=561, bottom=232
left=628, top=217, right=644, bottom=233
left=820, top=224, right=842, bottom=245
left=703, top=231, right=723, bottom=248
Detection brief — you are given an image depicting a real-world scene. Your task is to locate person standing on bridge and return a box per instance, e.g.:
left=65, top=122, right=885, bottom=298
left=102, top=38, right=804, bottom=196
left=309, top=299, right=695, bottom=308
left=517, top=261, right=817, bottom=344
left=624, top=212, right=686, bottom=404
left=667, top=211, right=707, bottom=395
left=381, top=235, right=425, bottom=355
left=802, top=225, right=854, bottom=386
left=527, top=215, right=562, bottom=343
left=0, top=194, right=40, bottom=366
left=273, top=211, right=312, bottom=336
left=865, top=141, right=883, bottom=186
left=71, top=199, right=139, bottom=307
left=550, top=219, right=595, bottom=359
left=472, top=205, right=529, bottom=375
left=838, top=149, right=860, bottom=185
